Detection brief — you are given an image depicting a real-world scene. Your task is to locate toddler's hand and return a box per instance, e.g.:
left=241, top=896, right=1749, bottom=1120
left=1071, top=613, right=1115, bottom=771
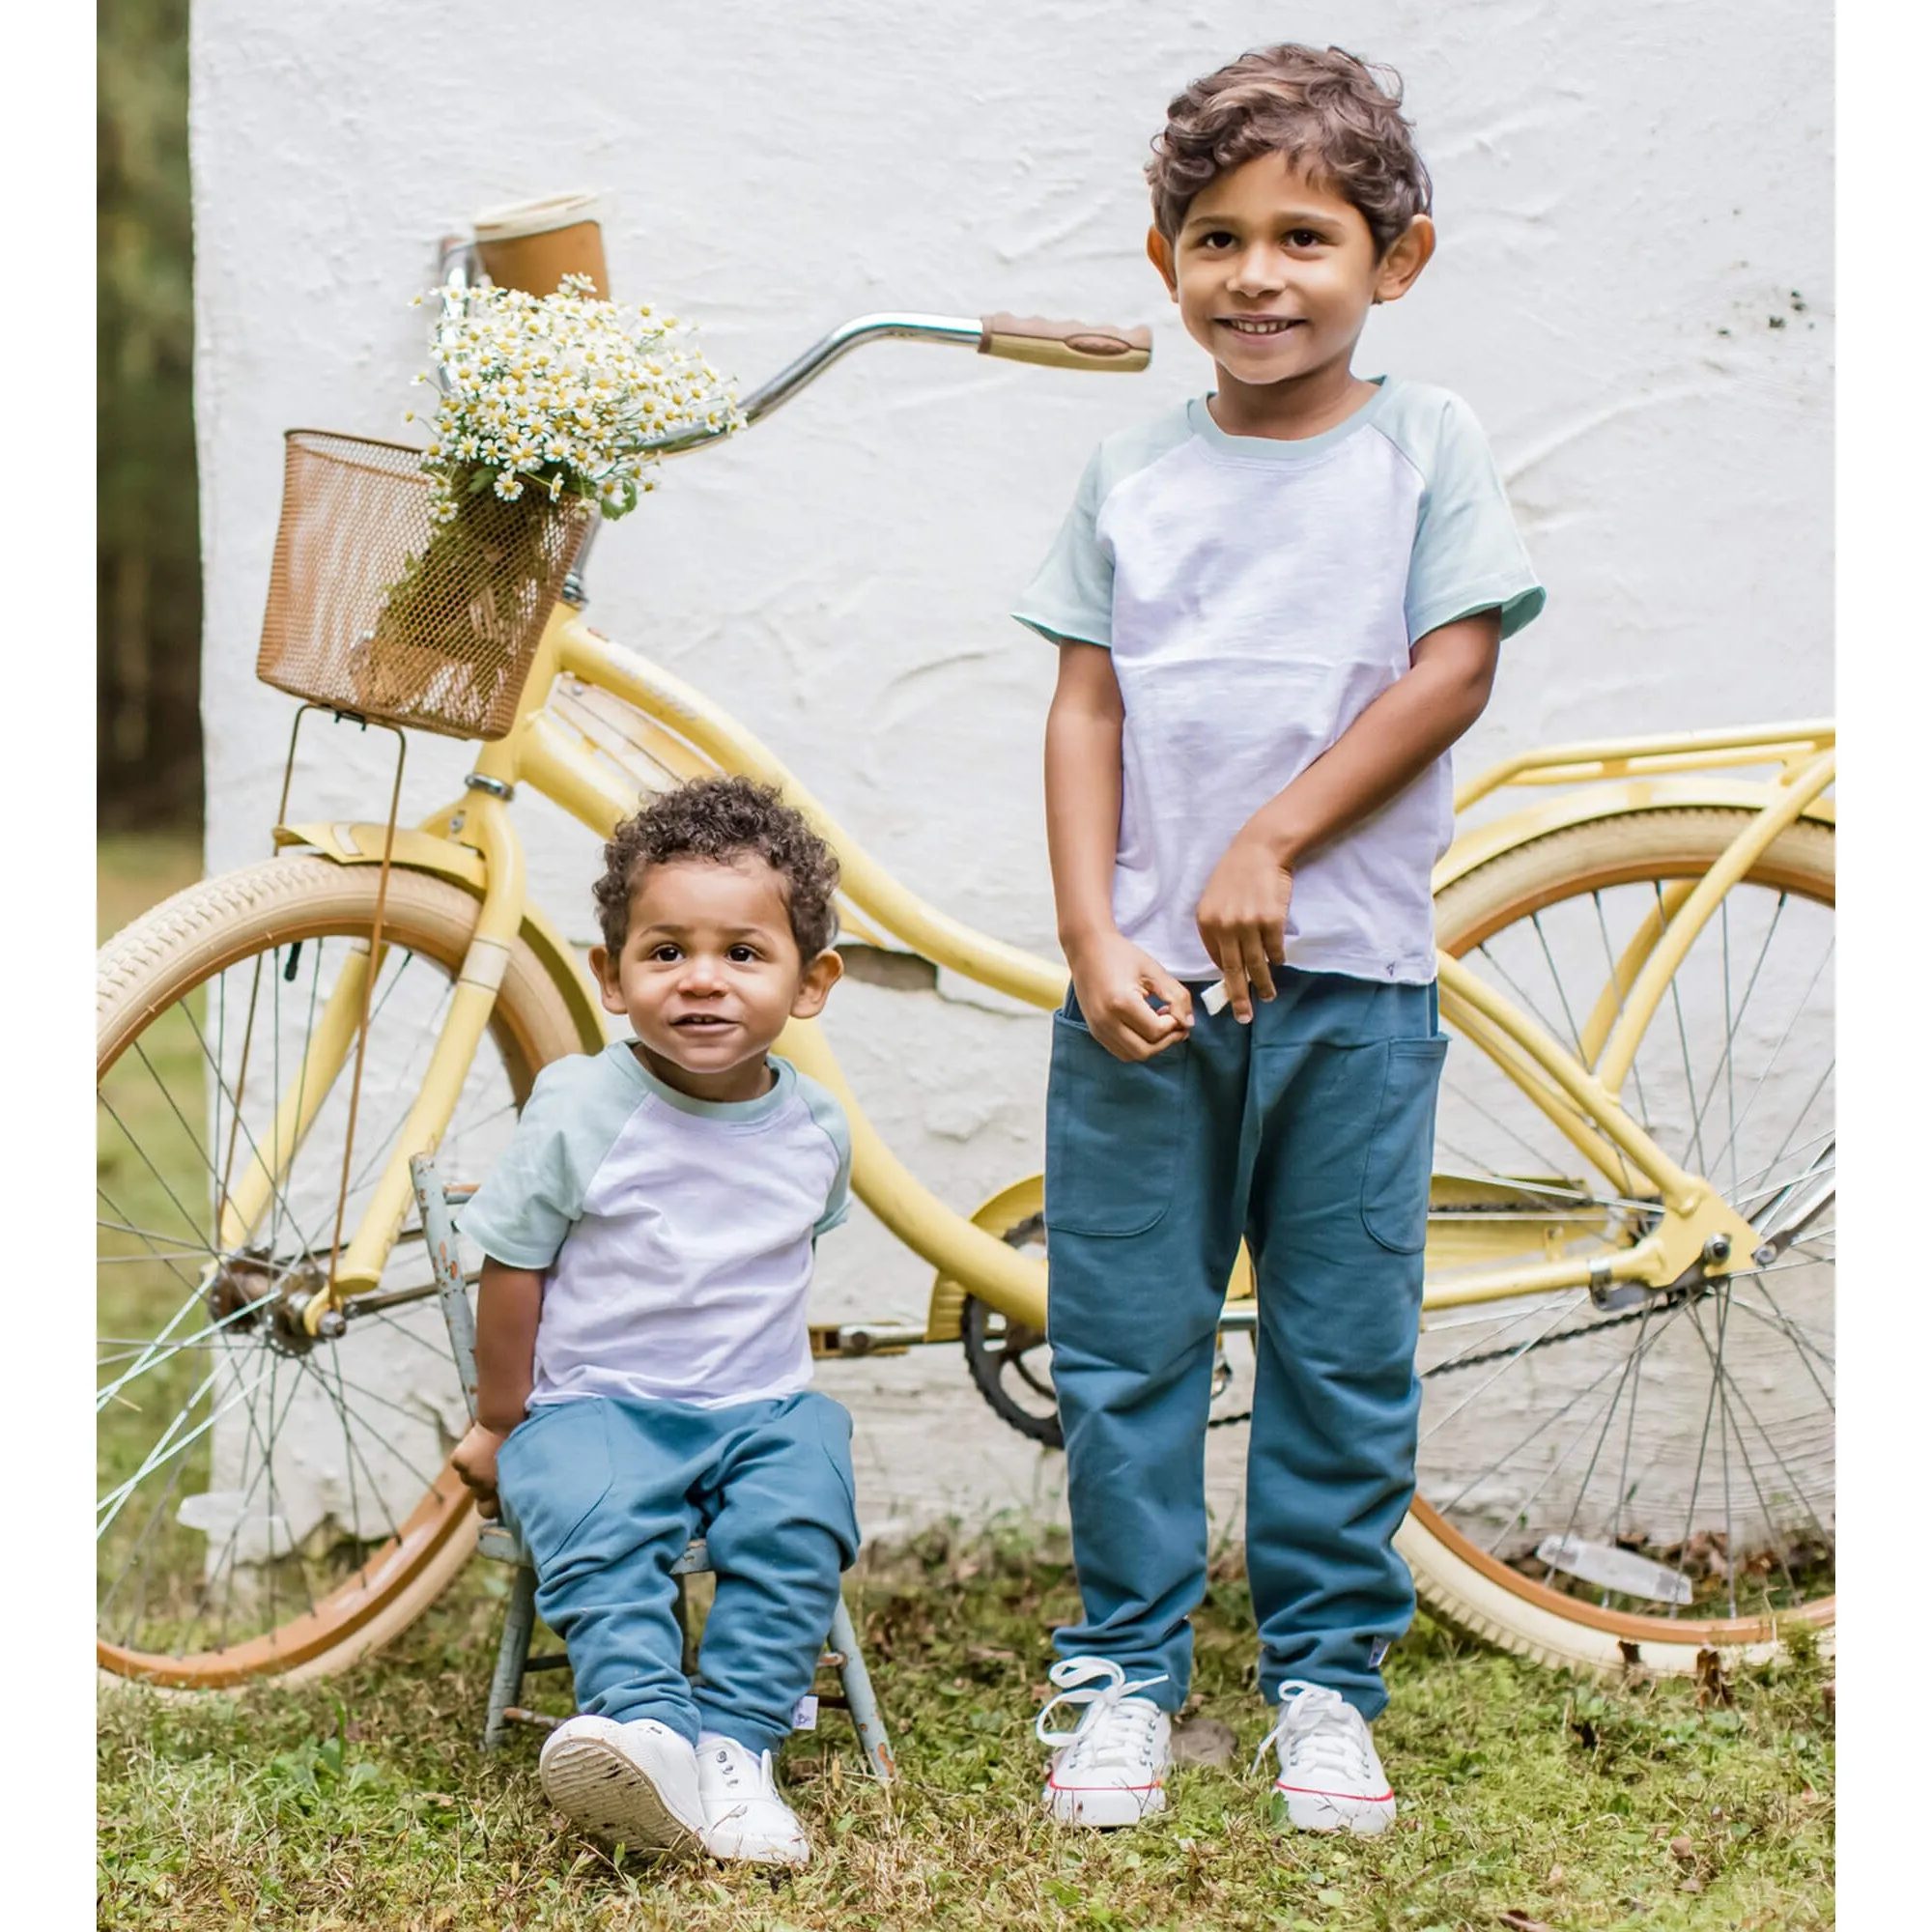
left=1195, top=834, right=1292, bottom=1024
left=452, top=1421, right=506, bottom=1520
left=1067, top=931, right=1195, bottom=1063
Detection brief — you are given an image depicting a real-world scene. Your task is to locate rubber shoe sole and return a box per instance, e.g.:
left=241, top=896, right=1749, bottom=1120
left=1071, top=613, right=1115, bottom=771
left=1270, top=1781, right=1397, bottom=1836
left=1043, top=1777, right=1169, bottom=1829
left=540, top=1728, right=702, bottom=1856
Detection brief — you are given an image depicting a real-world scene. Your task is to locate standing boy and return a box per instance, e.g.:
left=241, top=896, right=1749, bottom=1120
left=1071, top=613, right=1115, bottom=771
left=1017, top=45, right=1544, bottom=1835
left=450, top=778, right=858, bottom=1866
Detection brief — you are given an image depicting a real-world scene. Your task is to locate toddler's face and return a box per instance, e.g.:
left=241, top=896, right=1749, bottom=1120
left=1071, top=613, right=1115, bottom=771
left=1150, top=153, right=1429, bottom=395
left=589, top=855, right=840, bottom=1102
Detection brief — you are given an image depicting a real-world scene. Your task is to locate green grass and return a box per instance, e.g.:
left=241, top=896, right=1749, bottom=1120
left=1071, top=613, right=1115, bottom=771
left=97, top=1528, right=1834, bottom=1931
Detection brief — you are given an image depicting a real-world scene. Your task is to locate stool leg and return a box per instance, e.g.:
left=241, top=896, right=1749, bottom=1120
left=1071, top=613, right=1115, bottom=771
left=675, top=1572, right=700, bottom=1677
left=828, top=1594, right=894, bottom=1782
left=484, top=1564, right=538, bottom=1752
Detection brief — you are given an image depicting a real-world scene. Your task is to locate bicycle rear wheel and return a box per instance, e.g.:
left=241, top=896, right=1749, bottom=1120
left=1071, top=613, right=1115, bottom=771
left=98, top=857, right=587, bottom=1686
left=1403, top=807, right=1834, bottom=1671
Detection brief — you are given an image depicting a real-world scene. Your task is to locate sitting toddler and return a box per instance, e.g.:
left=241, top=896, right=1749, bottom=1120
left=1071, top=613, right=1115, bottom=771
left=453, top=776, right=857, bottom=1865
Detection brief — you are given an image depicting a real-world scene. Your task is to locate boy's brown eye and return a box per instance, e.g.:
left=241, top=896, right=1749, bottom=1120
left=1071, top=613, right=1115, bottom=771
left=652, top=945, right=680, bottom=963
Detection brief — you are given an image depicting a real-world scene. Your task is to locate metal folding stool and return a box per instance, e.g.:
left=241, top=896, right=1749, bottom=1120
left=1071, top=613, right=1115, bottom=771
left=411, top=1154, right=895, bottom=1780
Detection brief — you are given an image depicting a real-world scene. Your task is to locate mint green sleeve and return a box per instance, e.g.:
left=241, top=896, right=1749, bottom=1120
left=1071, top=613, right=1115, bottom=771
left=799, top=1078, right=854, bottom=1239
left=458, top=1063, right=591, bottom=1270
left=1403, top=394, right=1546, bottom=645
left=1011, top=447, right=1113, bottom=648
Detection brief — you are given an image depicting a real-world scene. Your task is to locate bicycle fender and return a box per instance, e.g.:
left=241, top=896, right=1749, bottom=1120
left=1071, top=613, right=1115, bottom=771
left=271, top=819, right=610, bottom=1056
left=1433, top=776, right=1835, bottom=898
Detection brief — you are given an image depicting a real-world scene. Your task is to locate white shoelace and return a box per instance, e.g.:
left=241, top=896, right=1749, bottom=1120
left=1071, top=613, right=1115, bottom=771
left=1252, top=1680, right=1378, bottom=1787
left=1034, top=1657, right=1169, bottom=1769
left=701, top=1736, right=776, bottom=1801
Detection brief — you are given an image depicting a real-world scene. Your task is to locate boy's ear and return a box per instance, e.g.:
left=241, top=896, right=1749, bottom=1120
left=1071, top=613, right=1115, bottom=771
left=790, top=946, right=844, bottom=1021
left=587, top=944, right=629, bottom=1018
left=1373, top=213, right=1436, bottom=305
left=1146, top=225, right=1179, bottom=298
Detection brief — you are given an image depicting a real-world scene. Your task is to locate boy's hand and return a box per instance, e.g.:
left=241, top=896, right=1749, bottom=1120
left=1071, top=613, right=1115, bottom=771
left=1195, top=832, right=1293, bottom=1024
left=452, top=1422, right=507, bottom=1519
left=1066, top=931, right=1195, bottom=1063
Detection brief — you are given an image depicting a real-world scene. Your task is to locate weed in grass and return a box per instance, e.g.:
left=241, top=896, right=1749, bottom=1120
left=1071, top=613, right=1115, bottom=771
left=99, top=1527, right=1833, bottom=1930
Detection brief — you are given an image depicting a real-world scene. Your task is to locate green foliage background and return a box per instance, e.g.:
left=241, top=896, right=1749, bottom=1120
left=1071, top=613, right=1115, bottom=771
left=99, top=0, right=202, bottom=831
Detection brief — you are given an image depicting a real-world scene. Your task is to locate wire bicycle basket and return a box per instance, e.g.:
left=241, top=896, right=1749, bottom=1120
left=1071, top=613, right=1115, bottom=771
left=255, top=430, right=590, bottom=741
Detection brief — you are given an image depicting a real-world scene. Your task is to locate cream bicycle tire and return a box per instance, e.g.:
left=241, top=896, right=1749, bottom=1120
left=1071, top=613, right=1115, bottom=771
left=1404, top=806, right=1834, bottom=1674
left=98, top=856, right=587, bottom=1688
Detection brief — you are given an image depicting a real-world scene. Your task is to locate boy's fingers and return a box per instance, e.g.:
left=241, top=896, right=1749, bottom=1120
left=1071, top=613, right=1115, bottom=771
left=1114, top=993, right=1173, bottom=1045
left=1215, top=943, right=1253, bottom=1023
left=1146, top=966, right=1195, bottom=1028
left=1241, top=929, right=1276, bottom=1004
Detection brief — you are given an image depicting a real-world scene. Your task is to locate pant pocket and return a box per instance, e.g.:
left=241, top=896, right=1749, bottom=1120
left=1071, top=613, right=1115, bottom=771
left=797, top=1395, right=861, bottom=1565
left=495, top=1399, right=616, bottom=1571
left=1359, top=1036, right=1449, bottom=1254
left=1044, top=1007, right=1189, bottom=1237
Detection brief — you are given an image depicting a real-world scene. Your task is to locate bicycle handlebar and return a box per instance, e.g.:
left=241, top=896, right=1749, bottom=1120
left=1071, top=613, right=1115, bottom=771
left=431, top=234, right=1149, bottom=456
left=641, top=310, right=1151, bottom=455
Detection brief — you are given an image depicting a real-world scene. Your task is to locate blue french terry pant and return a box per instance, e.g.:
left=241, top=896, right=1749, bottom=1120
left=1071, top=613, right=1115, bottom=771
left=1044, top=967, right=1446, bottom=1720
left=495, top=1388, right=860, bottom=1756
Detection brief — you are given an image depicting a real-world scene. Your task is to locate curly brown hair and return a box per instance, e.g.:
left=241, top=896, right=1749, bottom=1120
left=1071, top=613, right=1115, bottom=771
left=1147, top=44, right=1432, bottom=258
left=592, top=777, right=840, bottom=960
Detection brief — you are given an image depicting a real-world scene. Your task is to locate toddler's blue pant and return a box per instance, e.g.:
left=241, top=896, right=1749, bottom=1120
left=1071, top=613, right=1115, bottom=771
left=1044, top=967, right=1445, bottom=1720
left=495, top=1388, right=860, bottom=1756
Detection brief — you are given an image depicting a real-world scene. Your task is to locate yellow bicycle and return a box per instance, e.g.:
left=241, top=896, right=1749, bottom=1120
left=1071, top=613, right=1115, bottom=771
left=97, top=207, right=1833, bottom=1694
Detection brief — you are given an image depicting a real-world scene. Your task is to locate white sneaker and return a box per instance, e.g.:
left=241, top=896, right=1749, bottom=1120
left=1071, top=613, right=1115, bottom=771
left=1254, top=1681, right=1396, bottom=1835
left=696, top=1732, right=810, bottom=1866
left=1035, top=1657, right=1172, bottom=1829
left=538, top=1715, right=704, bottom=1856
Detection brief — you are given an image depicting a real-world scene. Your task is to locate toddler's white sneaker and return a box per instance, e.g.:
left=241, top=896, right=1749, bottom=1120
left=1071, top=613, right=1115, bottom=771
left=1255, top=1681, right=1396, bottom=1835
left=1035, top=1657, right=1172, bottom=1829
left=696, top=1732, right=811, bottom=1865
left=538, top=1714, right=705, bottom=1856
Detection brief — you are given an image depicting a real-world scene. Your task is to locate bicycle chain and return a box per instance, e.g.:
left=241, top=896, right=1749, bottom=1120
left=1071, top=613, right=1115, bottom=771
left=1203, top=1289, right=1692, bottom=1430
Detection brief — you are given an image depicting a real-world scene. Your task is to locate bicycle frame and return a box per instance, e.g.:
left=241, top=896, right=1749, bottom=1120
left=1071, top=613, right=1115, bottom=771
left=238, top=548, right=1830, bottom=1344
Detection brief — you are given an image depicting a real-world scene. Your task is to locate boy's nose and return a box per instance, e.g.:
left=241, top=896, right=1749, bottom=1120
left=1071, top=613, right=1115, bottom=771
left=1229, top=245, right=1286, bottom=295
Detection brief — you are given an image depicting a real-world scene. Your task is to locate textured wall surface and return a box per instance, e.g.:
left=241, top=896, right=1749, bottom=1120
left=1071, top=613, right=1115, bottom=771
left=191, top=1, right=1832, bottom=1542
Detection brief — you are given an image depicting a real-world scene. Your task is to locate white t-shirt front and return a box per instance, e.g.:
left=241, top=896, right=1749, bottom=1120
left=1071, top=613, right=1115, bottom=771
left=1014, top=380, right=1545, bottom=984
left=459, top=1041, right=852, bottom=1409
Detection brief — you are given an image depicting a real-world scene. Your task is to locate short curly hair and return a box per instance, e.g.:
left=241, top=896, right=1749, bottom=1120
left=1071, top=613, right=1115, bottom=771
left=593, top=777, right=840, bottom=960
left=1147, top=44, right=1432, bottom=259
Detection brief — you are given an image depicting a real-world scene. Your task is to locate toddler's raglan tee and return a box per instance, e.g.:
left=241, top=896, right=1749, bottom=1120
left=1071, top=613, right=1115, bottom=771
left=459, top=1042, right=851, bottom=1408
left=1015, top=380, right=1545, bottom=983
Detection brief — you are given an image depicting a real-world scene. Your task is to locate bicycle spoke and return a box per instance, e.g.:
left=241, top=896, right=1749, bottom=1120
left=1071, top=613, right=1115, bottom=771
left=294, top=1354, right=442, bottom=1497
left=1655, top=883, right=1711, bottom=1180
left=1702, top=935, right=1833, bottom=1188
left=1420, top=1293, right=1592, bottom=1443
left=178, top=995, right=326, bottom=1260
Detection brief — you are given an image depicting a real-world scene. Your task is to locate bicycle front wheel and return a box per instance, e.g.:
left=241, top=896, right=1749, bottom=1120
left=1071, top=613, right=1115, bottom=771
left=1403, top=806, right=1834, bottom=1672
left=98, top=857, right=587, bottom=1687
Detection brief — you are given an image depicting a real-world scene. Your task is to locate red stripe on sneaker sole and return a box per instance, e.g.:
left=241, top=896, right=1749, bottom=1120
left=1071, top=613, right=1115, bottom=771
left=1273, top=1781, right=1393, bottom=1804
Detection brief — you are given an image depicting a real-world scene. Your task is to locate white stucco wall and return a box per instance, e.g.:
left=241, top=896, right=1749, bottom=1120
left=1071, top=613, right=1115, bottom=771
left=190, top=1, right=1832, bottom=1544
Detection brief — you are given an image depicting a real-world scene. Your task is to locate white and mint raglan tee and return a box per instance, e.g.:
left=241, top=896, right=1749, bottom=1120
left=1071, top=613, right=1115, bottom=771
left=1015, top=380, right=1546, bottom=984
left=459, top=1042, right=852, bottom=1409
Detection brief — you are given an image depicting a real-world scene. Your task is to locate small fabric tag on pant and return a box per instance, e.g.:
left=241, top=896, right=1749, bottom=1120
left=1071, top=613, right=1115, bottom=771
left=790, top=1694, right=819, bottom=1731
left=1368, top=1637, right=1391, bottom=1669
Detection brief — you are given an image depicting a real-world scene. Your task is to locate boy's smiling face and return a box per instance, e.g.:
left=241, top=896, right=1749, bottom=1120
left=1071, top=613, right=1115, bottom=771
left=1149, top=152, right=1433, bottom=424
left=589, top=854, right=841, bottom=1104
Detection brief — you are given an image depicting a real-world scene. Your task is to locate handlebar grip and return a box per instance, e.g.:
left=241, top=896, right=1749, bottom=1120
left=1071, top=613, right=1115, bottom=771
left=979, top=313, right=1152, bottom=373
